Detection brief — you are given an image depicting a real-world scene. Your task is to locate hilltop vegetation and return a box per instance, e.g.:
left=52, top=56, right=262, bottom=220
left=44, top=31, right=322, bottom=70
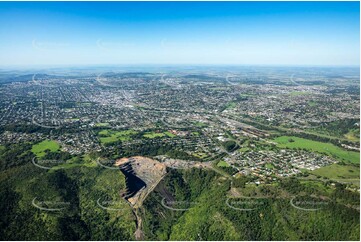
left=141, top=169, right=360, bottom=241
left=0, top=143, right=359, bottom=241
left=0, top=143, right=135, bottom=240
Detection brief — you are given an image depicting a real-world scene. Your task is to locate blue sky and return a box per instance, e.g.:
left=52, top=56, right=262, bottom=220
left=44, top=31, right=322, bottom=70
left=0, top=1, right=359, bottom=66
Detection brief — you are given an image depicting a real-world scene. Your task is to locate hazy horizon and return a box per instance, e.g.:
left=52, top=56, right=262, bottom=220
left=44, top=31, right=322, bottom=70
left=0, top=1, right=359, bottom=66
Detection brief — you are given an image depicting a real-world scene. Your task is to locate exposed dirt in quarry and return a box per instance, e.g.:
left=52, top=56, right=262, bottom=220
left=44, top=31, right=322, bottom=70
left=115, top=156, right=167, bottom=207
left=115, top=156, right=167, bottom=240
left=114, top=156, right=219, bottom=240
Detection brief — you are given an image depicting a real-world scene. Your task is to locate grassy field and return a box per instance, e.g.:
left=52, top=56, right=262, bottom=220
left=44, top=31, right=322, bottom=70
left=31, top=140, right=60, bottom=158
left=95, top=122, right=110, bottom=127
left=344, top=130, right=359, bottom=142
left=217, top=161, right=230, bottom=167
left=65, top=118, right=80, bottom=122
left=164, top=131, right=176, bottom=137
left=274, top=136, right=360, bottom=164
left=239, top=147, right=250, bottom=152
left=310, top=163, right=359, bottom=180
left=98, top=129, right=137, bottom=144
left=193, top=121, right=207, bottom=128
left=193, top=152, right=208, bottom=159
left=225, top=101, right=237, bottom=109
left=143, top=131, right=175, bottom=138
left=48, top=155, right=97, bottom=172
left=299, top=180, right=333, bottom=195
left=143, top=132, right=166, bottom=138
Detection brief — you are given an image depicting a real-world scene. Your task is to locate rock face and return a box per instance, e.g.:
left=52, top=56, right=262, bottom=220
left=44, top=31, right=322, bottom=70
left=115, top=156, right=167, bottom=208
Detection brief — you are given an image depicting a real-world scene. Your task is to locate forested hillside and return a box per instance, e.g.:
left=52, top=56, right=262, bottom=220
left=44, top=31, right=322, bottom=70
left=0, top=144, right=359, bottom=240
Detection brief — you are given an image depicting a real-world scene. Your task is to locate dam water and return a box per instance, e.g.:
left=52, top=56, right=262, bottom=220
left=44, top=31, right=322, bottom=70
left=119, top=163, right=146, bottom=199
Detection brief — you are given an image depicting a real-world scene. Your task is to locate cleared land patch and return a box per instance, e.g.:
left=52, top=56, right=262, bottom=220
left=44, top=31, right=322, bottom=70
left=95, top=122, right=110, bottom=127
left=344, top=130, right=359, bottom=142
left=310, top=163, right=359, bottom=180
left=164, top=131, right=176, bottom=137
left=48, top=155, right=97, bottom=172
left=193, top=152, right=208, bottom=159
left=217, top=161, right=230, bottom=167
left=98, top=129, right=137, bottom=144
left=225, top=101, right=237, bottom=109
left=143, top=131, right=175, bottom=138
left=274, top=136, right=360, bottom=164
left=193, top=121, right=207, bottom=128
left=31, top=140, right=60, bottom=158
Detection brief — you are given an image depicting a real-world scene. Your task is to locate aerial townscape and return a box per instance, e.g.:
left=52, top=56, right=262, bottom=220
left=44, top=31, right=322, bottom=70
left=0, top=1, right=359, bottom=241
left=0, top=66, right=359, bottom=240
